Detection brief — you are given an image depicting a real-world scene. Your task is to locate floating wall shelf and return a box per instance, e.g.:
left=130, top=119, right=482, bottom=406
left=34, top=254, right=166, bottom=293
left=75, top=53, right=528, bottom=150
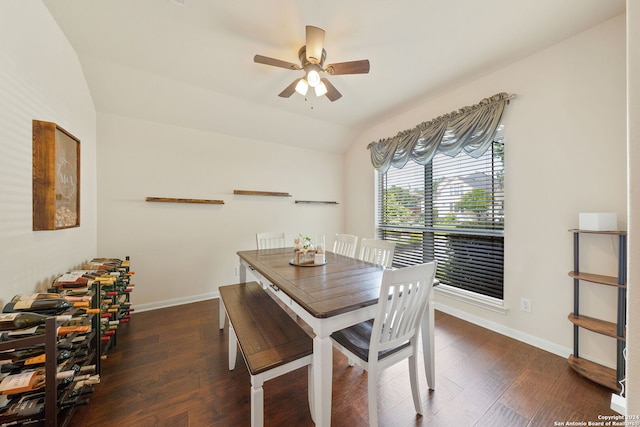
left=145, top=197, right=224, bottom=205
left=295, top=200, right=339, bottom=205
left=233, top=190, right=291, bottom=197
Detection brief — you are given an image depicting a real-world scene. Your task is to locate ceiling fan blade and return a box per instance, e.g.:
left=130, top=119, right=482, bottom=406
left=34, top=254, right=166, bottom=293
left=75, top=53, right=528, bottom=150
left=254, top=55, right=301, bottom=70
left=305, top=26, right=325, bottom=64
left=325, top=59, right=370, bottom=75
left=278, top=79, right=302, bottom=98
left=321, top=78, right=342, bottom=102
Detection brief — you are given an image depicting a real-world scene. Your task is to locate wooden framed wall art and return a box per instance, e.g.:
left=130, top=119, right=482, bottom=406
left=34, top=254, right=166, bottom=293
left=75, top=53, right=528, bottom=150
left=32, top=120, right=80, bottom=230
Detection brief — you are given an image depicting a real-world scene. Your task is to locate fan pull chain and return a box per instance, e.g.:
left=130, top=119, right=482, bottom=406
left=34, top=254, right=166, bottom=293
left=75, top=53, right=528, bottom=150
left=305, top=96, right=315, bottom=110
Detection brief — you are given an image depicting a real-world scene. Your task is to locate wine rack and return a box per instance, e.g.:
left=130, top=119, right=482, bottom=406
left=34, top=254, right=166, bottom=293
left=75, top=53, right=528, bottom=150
left=0, top=296, right=99, bottom=426
left=94, top=257, right=134, bottom=356
left=0, top=317, right=57, bottom=426
left=0, top=256, right=134, bottom=426
left=53, top=257, right=134, bottom=358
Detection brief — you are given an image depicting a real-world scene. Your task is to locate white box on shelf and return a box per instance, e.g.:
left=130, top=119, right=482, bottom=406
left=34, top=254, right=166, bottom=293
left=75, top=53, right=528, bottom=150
left=579, top=213, right=617, bottom=231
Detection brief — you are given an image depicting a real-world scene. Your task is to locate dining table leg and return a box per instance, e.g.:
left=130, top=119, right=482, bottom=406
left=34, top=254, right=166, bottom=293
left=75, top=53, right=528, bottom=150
left=312, top=334, right=333, bottom=426
left=239, top=262, right=246, bottom=282
left=421, top=288, right=436, bottom=390
left=218, top=298, right=225, bottom=330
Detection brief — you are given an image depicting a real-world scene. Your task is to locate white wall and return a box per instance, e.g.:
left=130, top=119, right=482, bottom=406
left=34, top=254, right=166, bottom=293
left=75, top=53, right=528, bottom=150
left=346, top=15, right=627, bottom=366
left=0, top=1, right=97, bottom=306
left=96, top=113, right=344, bottom=310
left=0, top=0, right=632, bottom=401
left=626, top=0, right=639, bottom=416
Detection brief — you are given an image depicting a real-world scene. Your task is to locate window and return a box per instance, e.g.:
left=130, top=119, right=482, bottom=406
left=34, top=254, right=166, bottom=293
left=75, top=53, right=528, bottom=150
left=377, top=138, right=504, bottom=300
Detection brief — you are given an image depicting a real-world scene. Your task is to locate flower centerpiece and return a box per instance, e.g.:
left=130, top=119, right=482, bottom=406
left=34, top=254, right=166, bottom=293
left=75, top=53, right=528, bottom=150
left=293, top=234, right=325, bottom=265
left=294, top=234, right=315, bottom=264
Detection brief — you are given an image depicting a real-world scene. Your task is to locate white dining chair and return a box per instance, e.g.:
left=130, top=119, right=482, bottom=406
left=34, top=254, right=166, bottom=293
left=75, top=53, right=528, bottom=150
left=222, top=231, right=289, bottom=336
left=330, top=261, right=437, bottom=427
left=332, top=234, right=358, bottom=258
left=256, top=231, right=286, bottom=249
left=358, top=238, right=396, bottom=268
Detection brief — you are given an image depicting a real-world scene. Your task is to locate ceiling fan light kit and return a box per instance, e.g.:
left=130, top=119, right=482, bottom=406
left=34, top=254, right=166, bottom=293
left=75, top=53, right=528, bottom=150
left=295, top=78, right=309, bottom=96
left=306, top=69, right=321, bottom=87
left=314, top=82, right=328, bottom=97
left=254, top=25, right=370, bottom=102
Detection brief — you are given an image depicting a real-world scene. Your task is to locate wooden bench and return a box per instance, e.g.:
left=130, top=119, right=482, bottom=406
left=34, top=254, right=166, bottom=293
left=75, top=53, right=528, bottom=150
left=219, top=281, right=313, bottom=427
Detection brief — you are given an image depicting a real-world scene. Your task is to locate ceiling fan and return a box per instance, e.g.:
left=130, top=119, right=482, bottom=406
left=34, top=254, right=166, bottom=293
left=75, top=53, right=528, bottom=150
left=254, top=25, right=370, bottom=102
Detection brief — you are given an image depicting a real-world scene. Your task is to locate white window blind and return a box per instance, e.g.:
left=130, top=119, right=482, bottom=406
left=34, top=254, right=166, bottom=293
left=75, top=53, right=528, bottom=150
left=377, top=140, right=504, bottom=299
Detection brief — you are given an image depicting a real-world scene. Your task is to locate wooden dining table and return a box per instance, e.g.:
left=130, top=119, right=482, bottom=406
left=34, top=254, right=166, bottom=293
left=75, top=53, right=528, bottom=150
left=230, top=247, right=435, bottom=426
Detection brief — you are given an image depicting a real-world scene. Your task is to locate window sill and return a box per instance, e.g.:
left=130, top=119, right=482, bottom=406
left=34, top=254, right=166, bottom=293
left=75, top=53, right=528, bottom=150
left=434, top=283, right=508, bottom=315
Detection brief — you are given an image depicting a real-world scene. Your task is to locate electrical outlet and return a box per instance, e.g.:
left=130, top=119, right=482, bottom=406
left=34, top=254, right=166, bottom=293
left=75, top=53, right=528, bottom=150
left=520, top=298, right=532, bottom=313
left=234, top=266, right=239, bottom=276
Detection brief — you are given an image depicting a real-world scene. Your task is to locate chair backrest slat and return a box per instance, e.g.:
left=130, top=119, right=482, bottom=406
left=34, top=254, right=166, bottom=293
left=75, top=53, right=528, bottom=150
left=372, top=262, right=437, bottom=354
left=333, top=234, right=358, bottom=258
left=358, top=238, right=396, bottom=268
left=256, top=232, right=286, bottom=249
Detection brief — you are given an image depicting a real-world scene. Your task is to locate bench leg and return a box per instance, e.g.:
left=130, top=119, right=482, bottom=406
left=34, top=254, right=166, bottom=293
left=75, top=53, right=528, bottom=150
left=219, top=297, right=226, bottom=330
left=228, top=324, right=237, bottom=370
left=251, top=373, right=264, bottom=427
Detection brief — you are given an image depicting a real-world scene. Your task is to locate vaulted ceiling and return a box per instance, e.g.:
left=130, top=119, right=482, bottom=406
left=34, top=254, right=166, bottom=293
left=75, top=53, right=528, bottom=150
left=43, top=0, right=625, bottom=153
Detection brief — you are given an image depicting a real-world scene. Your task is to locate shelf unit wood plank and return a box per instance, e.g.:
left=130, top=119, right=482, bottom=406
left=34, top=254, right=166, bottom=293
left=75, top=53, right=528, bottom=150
left=567, top=355, right=620, bottom=392
left=568, top=313, right=625, bottom=340
left=294, top=200, right=339, bottom=204
left=233, top=190, right=291, bottom=197
left=568, top=271, right=625, bottom=288
left=568, top=229, right=627, bottom=236
left=145, top=197, right=224, bottom=205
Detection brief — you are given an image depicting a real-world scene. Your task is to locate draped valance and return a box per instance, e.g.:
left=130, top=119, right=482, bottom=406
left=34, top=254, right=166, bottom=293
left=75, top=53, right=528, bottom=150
left=367, top=92, right=511, bottom=173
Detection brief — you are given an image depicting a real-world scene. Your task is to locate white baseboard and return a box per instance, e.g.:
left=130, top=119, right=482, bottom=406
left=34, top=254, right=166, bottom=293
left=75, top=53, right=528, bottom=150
left=433, top=300, right=618, bottom=371
left=133, top=292, right=219, bottom=313
left=433, top=301, right=572, bottom=359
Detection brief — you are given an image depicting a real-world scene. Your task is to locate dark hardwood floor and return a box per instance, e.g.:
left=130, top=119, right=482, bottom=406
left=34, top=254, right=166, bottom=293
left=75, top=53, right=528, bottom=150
left=68, top=299, right=617, bottom=426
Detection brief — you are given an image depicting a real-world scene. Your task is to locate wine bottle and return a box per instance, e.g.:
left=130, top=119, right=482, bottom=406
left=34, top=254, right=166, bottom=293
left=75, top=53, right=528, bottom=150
left=59, top=287, right=92, bottom=298
left=67, top=334, right=92, bottom=348
left=12, top=292, right=94, bottom=305
left=3, top=298, right=72, bottom=315
left=68, top=383, right=94, bottom=398
left=59, top=396, right=89, bottom=410
left=0, top=348, right=73, bottom=373
left=82, top=261, right=117, bottom=272
left=57, top=364, right=80, bottom=381
left=52, top=271, right=91, bottom=288
left=0, top=369, right=46, bottom=395
left=0, top=364, right=24, bottom=375
left=2, top=393, right=46, bottom=419
left=0, top=324, right=90, bottom=341
left=10, top=293, right=61, bottom=302
left=0, top=312, right=72, bottom=331
left=22, top=348, right=73, bottom=366
left=3, top=298, right=89, bottom=315
left=57, top=325, right=91, bottom=335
